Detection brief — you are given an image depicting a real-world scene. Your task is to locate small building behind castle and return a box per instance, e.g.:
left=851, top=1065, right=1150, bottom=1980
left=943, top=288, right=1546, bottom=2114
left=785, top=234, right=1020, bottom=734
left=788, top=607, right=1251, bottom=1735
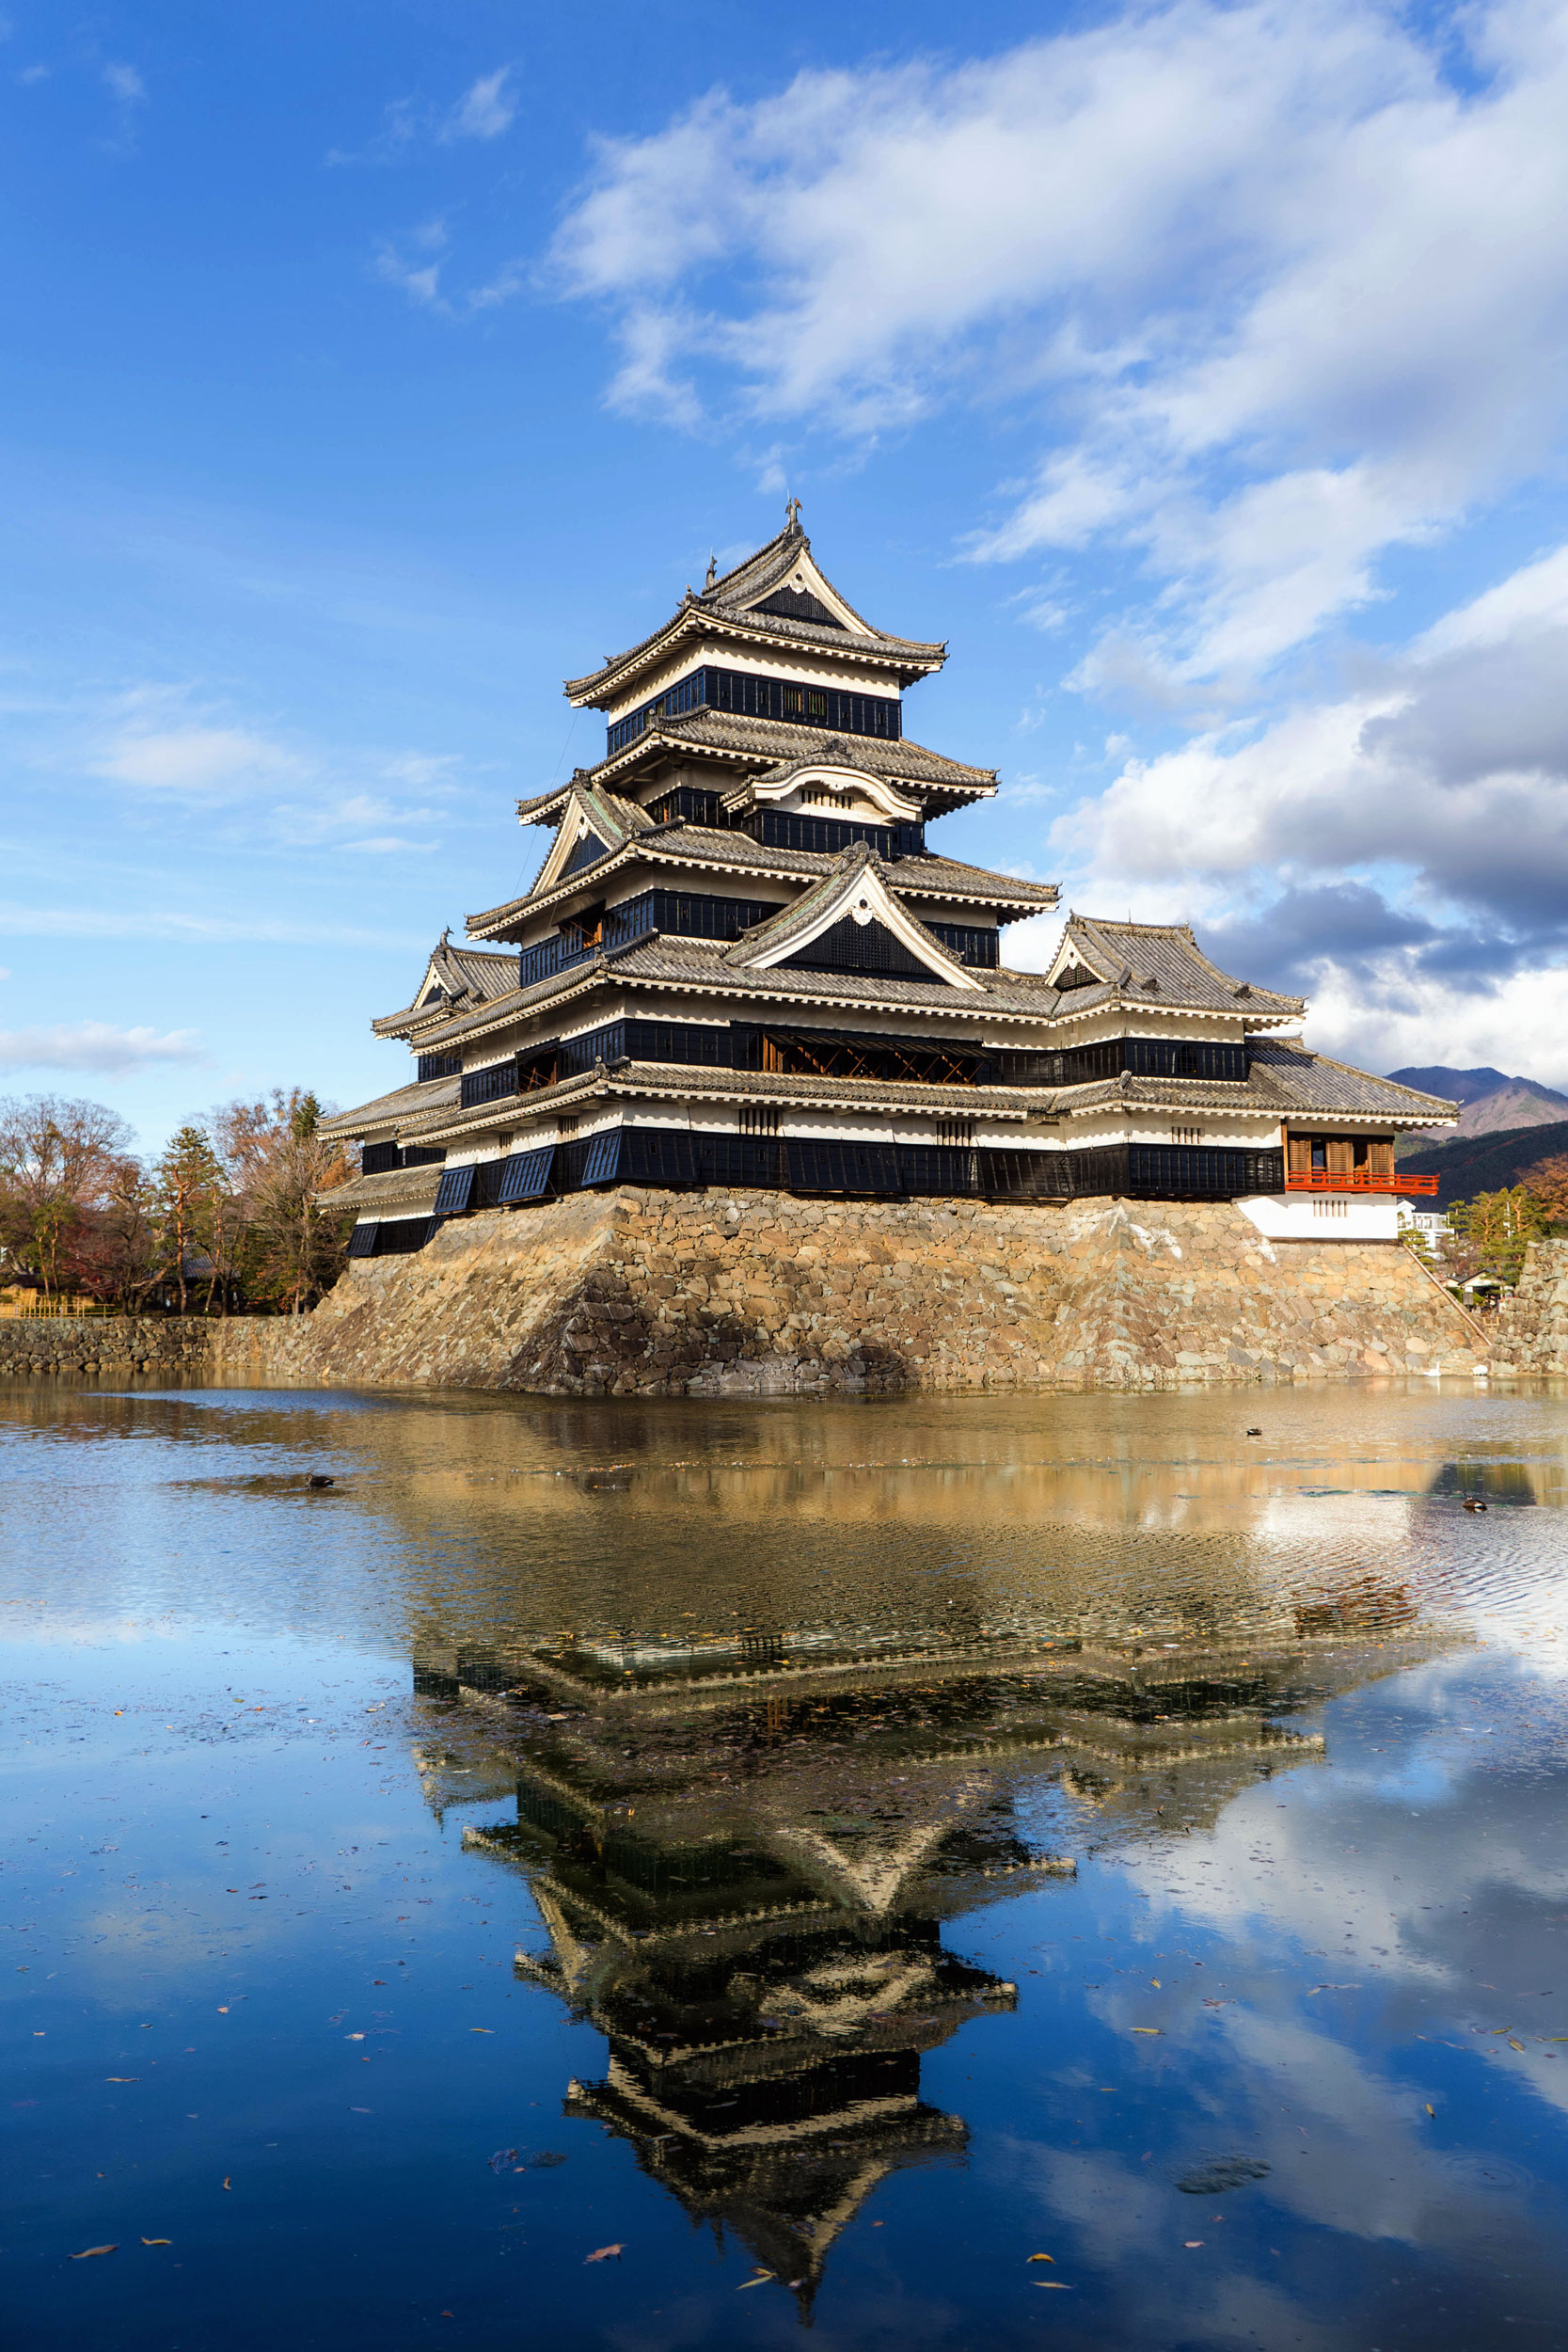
left=320, top=511, right=1452, bottom=1249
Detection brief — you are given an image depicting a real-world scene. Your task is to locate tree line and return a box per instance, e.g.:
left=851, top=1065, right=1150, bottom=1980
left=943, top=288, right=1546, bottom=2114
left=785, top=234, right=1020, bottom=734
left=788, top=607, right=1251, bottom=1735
left=0, top=1089, right=357, bottom=1316
left=1418, top=1152, right=1568, bottom=1287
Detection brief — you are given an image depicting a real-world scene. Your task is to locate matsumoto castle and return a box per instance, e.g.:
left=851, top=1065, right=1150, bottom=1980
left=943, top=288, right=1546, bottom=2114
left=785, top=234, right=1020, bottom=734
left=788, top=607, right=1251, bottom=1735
left=322, top=510, right=1451, bottom=1249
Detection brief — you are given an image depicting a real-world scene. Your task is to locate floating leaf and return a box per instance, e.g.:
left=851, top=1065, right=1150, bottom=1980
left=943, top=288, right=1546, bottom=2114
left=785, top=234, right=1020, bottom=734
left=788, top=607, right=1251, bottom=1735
left=105, top=2077, right=138, bottom=2084
left=737, top=2270, right=775, bottom=2290
left=222, top=2175, right=231, bottom=2190
left=1036, top=2282, right=1074, bottom=2290
left=584, top=2244, right=623, bottom=2264
left=1026, top=2253, right=1055, bottom=2264
left=1425, top=2105, right=1435, bottom=2117
left=470, top=2027, right=495, bottom=2035
left=71, top=2246, right=117, bottom=2260
left=1184, top=2240, right=1204, bottom=2249
left=140, top=2238, right=171, bottom=2247
left=1131, top=2026, right=1163, bottom=2036
left=1508, top=2039, right=1525, bottom=2051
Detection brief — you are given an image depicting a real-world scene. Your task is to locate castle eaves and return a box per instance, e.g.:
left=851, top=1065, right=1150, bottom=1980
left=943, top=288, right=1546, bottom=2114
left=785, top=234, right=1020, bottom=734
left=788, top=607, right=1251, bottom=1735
left=563, top=525, right=945, bottom=706
left=1051, top=1046, right=1460, bottom=1123
left=318, top=1073, right=459, bottom=1136
left=583, top=707, right=996, bottom=806
left=466, top=825, right=1054, bottom=944
left=1055, top=913, right=1304, bottom=1016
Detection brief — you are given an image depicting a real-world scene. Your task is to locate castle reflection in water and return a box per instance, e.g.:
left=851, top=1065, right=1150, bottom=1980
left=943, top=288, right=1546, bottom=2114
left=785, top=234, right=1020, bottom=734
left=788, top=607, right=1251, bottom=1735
left=410, top=1585, right=1435, bottom=2316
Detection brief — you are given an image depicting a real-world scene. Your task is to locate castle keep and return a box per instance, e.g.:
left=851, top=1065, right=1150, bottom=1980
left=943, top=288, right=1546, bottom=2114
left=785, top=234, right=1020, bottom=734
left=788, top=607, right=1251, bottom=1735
left=321, top=508, right=1453, bottom=1263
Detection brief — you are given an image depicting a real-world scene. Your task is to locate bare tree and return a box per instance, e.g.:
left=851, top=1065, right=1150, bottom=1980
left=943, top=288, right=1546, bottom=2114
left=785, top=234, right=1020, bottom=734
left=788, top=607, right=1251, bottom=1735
left=0, top=1094, right=135, bottom=1297
left=72, top=1156, right=162, bottom=1311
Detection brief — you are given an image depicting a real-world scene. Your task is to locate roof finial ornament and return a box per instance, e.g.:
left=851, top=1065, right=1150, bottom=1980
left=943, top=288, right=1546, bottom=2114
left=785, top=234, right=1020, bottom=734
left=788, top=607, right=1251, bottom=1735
left=704, top=552, right=717, bottom=590
left=785, top=494, right=802, bottom=532
left=438, top=924, right=451, bottom=949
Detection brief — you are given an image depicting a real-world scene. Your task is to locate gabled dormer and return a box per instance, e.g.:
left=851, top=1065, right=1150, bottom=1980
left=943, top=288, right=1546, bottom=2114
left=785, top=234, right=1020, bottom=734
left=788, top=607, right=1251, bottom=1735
left=725, top=846, right=986, bottom=991
left=370, top=933, right=521, bottom=1041
left=1045, top=914, right=1306, bottom=1022
left=531, top=785, right=651, bottom=896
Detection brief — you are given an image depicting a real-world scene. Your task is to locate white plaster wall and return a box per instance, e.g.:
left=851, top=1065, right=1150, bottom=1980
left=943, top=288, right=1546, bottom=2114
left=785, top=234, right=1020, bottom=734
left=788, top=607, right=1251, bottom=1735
left=1236, top=1192, right=1400, bottom=1243
left=1045, top=1009, right=1256, bottom=1045
left=1063, top=1114, right=1283, bottom=1149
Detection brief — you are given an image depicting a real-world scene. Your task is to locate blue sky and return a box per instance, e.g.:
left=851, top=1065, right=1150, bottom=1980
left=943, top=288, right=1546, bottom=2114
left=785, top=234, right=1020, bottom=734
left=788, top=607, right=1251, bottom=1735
left=6, top=0, right=1568, bottom=1150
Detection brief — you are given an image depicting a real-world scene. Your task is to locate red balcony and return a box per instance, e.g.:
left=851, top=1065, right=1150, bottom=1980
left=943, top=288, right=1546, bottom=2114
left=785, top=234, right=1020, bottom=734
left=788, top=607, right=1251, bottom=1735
left=1285, top=1168, right=1439, bottom=1196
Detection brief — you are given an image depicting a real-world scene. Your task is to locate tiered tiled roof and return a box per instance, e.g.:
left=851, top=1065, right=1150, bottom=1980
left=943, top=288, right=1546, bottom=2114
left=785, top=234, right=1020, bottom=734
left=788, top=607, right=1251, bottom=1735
left=1051, top=914, right=1303, bottom=1015
left=558, top=707, right=997, bottom=818
left=1053, top=1050, right=1458, bottom=1126
left=315, top=1162, right=446, bottom=1214
left=467, top=832, right=1053, bottom=946
left=370, top=941, right=524, bottom=1040
left=563, top=520, right=946, bottom=707
left=322, top=523, right=1462, bottom=1200
left=319, top=1072, right=458, bottom=1137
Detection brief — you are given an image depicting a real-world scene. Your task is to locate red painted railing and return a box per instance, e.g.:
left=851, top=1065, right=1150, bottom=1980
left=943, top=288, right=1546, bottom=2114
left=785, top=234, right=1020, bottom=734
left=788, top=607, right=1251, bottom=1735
left=1285, top=1168, right=1439, bottom=1196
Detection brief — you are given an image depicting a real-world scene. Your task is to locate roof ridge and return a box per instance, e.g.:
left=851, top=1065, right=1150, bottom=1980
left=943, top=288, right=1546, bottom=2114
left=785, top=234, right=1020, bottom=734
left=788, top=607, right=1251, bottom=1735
left=588, top=707, right=998, bottom=789
left=1291, top=1047, right=1459, bottom=1109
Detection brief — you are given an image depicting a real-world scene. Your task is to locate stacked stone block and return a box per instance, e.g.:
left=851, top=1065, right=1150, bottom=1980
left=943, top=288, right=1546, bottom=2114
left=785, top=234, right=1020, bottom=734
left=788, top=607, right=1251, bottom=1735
left=207, top=1188, right=1484, bottom=1396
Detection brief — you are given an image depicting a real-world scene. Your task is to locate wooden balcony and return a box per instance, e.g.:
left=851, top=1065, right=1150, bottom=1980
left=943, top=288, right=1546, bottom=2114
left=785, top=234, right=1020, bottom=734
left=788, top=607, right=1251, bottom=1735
left=1285, top=1168, right=1439, bottom=1195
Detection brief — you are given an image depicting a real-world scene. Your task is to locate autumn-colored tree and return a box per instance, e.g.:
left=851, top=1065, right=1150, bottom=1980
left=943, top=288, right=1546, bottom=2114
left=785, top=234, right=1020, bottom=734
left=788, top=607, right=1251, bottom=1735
left=1521, top=1151, right=1568, bottom=1232
left=70, top=1156, right=163, bottom=1312
left=210, top=1088, right=355, bottom=1312
left=0, top=1093, right=135, bottom=1296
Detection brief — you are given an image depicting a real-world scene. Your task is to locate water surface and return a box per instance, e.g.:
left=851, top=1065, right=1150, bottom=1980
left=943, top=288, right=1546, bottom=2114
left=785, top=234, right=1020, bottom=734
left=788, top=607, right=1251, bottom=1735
left=4, top=1379, right=1568, bottom=2349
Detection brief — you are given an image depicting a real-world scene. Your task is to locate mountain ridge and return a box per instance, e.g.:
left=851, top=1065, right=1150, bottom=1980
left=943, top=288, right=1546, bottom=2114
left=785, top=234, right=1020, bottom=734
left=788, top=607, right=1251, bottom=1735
left=1393, top=1120, right=1568, bottom=1209
left=1385, top=1065, right=1568, bottom=1161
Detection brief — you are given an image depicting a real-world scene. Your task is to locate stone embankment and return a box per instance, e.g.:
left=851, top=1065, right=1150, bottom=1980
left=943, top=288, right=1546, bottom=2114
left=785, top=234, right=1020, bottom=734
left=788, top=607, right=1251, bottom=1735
left=1, top=1191, right=1498, bottom=1396
left=0, top=1313, right=214, bottom=1381
left=1490, top=1239, right=1568, bottom=1374
left=206, top=1186, right=1483, bottom=1395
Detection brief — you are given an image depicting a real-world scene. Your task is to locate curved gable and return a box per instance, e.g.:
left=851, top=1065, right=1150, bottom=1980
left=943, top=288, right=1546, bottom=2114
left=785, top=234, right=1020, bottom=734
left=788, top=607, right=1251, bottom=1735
left=728, top=852, right=985, bottom=991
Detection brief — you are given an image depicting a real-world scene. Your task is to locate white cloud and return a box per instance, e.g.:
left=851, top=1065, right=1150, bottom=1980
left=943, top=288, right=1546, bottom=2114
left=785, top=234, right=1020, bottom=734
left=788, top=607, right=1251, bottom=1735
left=101, top=60, right=144, bottom=106
left=1053, top=534, right=1568, bottom=922
left=441, top=67, right=516, bottom=143
left=995, top=526, right=1568, bottom=1081
left=95, top=722, right=305, bottom=797
left=553, top=0, right=1568, bottom=681
left=0, top=1021, right=205, bottom=1074
left=373, top=216, right=450, bottom=310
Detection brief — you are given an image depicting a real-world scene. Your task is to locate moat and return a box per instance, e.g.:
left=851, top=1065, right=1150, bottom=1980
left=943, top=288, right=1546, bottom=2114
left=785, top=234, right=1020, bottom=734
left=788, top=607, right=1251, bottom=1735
left=5, top=1378, right=1567, bottom=2350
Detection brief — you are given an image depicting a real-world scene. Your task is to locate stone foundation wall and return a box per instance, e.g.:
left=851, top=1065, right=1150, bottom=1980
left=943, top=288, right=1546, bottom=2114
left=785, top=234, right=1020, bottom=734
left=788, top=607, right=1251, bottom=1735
left=204, top=1186, right=1484, bottom=1395
left=0, top=1314, right=214, bottom=1379
left=1491, top=1239, right=1568, bottom=1374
